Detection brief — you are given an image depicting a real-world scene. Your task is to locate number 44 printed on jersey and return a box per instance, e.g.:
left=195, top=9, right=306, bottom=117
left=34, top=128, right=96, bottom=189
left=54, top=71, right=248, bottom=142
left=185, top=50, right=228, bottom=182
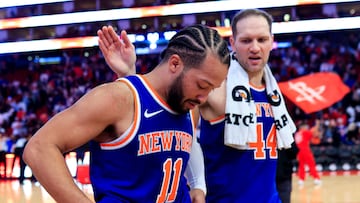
left=248, top=124, right=277, bottom=159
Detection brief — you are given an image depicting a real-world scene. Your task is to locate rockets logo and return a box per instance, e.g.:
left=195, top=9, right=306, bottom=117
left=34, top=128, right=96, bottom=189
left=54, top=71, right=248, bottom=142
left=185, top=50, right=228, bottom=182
left=278, top=72, right=350, bottom=114
left=289, top=82, right=326, bottom=104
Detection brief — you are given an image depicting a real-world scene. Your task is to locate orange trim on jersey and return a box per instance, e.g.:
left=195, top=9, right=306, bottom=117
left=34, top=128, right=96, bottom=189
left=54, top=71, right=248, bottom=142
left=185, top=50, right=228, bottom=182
left=189, top=110, right=196, bottom=137
left=100, top=79, right=139, bottom=148
left=249, top=82, right=265, bottom=90
left=138, top=75, right=175, bottom=113
left=209, top=114, right=225, bottom=125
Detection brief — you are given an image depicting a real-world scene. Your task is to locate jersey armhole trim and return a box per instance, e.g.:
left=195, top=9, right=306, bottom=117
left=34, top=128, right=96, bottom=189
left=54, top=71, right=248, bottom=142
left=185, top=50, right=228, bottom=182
left=100, top=79, right=141, bottom=149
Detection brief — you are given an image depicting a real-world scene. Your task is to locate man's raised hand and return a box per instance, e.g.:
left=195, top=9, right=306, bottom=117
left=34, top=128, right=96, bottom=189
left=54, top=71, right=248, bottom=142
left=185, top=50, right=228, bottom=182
left=97, top=25, right=136, bottom=77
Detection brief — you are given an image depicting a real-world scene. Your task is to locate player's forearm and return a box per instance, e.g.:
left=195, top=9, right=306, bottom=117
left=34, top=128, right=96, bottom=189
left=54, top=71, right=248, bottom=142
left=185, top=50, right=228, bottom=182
left=184, top=136, right=207, bottom=195
left=108, top=61, right=136, bottom=78
left=116, top=64, right=136, bottom=78
left=23, top=141, right=93, bottom=203
left=190, top=188, right=206, bottom=203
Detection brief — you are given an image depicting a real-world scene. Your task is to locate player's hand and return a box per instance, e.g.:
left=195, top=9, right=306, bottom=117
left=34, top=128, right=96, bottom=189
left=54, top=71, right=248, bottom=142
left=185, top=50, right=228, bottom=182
left=97, top=25, right=136, bottom=77
left=190, top=188, right=205, bottom=203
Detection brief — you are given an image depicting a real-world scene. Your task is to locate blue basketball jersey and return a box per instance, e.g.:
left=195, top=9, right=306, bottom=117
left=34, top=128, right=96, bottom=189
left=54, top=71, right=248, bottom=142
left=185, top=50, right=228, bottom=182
left=199, top=85, right=281, bottom=203
left=90, top=75, right=195, bottom=203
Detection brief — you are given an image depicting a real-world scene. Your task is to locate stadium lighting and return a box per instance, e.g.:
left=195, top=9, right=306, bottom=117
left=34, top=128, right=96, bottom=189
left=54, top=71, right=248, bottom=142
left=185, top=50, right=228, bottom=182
left=215, top=16, right=360, bottom=36
left=0, top=16, right=359, bottom=55
left=0, top=0, right=359, bottom=30
left=0, top=36, right=98, bottom=54
left=0, top=0, right=72, bottom=9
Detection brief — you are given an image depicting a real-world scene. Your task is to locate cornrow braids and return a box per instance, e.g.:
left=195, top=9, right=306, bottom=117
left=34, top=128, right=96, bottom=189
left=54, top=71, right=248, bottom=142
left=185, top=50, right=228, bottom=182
left=160, top=24, right=230, bottom=69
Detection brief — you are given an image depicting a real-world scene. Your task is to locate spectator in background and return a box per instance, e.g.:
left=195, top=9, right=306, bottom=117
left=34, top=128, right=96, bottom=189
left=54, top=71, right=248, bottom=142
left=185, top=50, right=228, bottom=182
left=322, top=117, right=341, bottom=147
left=0, top=128, right=8, bottom=179
left=346, top=122, right=360, bottom=145
left=295, top=120, right=322, bottom=185
left=75, top=143, right=89, bottom=165
left=17, top=133, right=32, bottom=184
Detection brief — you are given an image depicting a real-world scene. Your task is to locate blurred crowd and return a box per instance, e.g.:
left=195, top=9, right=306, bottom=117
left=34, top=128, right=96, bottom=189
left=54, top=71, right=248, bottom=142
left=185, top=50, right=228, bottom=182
left=0, top=28, right=360, bottom=179
left=270, top=30, right=360, bottom=148
left=2, top=0, right=359, bottom=43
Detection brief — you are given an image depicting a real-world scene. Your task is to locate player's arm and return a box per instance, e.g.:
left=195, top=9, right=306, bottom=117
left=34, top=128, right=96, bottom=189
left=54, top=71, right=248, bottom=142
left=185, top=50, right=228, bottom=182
left=186, top=135, right=206, bottom=203
left=310, top=119, right=322, bottom=137
left=97, top=25, right=136, bottom=77
left=186, top=108, right=206, bottom=203
left=23, top=81, right=133, bottom=203
left=98, top=25, right=207, bottom=202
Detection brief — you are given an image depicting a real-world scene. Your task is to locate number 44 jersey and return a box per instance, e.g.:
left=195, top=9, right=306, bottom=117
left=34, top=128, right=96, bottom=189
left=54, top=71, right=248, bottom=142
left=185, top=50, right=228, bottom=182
left=199, top=85, right=281, bottom=203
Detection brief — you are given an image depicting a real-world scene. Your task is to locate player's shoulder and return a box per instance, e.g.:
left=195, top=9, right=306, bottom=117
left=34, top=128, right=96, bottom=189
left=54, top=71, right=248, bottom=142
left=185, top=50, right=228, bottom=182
left=200, top=81, right=226, bottom=120
left=89, top=81, right=134, bottom=107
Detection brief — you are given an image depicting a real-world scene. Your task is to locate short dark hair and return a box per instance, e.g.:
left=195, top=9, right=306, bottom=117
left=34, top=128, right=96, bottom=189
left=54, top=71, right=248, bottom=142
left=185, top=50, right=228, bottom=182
left=160, top=24, right=230, bottom=69
left=231, top=9, right=273, bottom=37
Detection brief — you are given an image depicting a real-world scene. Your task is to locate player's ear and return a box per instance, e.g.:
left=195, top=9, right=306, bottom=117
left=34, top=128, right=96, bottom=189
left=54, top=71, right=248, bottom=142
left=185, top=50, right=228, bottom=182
left=229, top=36, right=235, bottom=51
left=168, top=54, right=184, bottom=73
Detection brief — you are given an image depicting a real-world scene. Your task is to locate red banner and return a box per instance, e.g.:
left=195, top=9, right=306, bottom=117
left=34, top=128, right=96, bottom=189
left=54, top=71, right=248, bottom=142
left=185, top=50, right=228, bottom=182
left=278, top=72, right=350, bottom=114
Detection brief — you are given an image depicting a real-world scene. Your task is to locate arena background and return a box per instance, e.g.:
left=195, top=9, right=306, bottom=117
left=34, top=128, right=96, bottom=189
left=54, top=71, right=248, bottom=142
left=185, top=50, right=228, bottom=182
left=0, top=0, right=360, bottom=202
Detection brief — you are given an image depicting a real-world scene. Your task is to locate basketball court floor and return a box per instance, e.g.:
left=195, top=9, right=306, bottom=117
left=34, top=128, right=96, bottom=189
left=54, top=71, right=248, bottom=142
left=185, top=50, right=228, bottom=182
left=1, top=152, right=360, bottom=203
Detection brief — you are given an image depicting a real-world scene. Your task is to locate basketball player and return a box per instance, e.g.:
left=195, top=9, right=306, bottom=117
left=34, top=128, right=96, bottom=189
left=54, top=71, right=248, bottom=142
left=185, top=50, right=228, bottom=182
left=23, top=24, right=230, bottom=203
left=295, top=120, right=322, bottom=185
left=101, top=8, right=297, bottom=203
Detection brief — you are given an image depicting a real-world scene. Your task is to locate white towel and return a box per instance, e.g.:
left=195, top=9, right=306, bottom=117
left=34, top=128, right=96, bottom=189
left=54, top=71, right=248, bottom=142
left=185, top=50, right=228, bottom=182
left=224, top=54, right=296, bottom=149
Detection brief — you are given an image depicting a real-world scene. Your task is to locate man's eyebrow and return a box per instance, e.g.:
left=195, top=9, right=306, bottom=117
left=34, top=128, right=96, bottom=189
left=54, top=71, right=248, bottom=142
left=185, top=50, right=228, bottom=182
left=199, top=79, right=213, bottom=87
left=203, top=79, right=221, bottom=88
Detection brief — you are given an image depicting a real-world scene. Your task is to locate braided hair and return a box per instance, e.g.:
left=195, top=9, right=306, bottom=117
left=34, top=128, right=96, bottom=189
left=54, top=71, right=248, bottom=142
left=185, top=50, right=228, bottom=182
left=160, top=24, right=230, bottom=69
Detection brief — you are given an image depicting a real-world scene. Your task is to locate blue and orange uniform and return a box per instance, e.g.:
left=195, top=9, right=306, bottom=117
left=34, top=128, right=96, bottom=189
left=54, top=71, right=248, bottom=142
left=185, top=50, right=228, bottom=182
left=199, top=85, right=281, bottom=203
left=90, top=75, right=195, bottom=203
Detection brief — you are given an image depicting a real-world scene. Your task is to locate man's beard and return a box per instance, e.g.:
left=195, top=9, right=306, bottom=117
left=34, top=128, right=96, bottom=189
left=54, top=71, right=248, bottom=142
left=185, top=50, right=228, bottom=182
left=167, top=72, right=201, bottom=114
left=167, top=73, right=187, bottom=114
